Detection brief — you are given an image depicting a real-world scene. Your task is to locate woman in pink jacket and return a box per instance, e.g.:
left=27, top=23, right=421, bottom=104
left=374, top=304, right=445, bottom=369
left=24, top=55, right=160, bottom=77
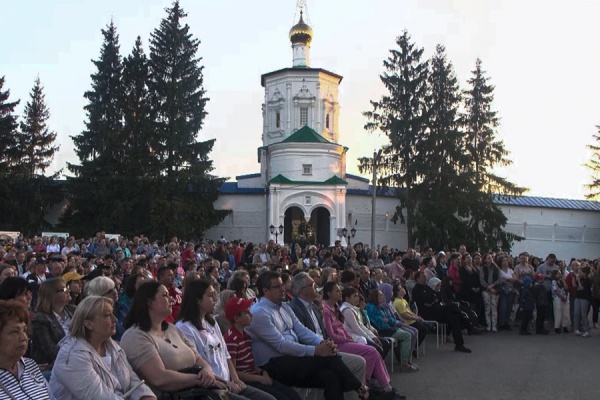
left=448, top=253, right=463, bottom=296
left=322, top=282, right=407, bottom=399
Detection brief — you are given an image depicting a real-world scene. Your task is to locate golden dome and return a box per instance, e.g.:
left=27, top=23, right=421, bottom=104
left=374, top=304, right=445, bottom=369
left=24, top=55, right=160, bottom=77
left=289, top=11, right=313, bottom=45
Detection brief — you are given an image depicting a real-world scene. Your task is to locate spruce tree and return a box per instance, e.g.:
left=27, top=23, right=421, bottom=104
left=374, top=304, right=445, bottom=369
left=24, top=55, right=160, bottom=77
left=417, top=44, right=468, bottom=249
left=0, top=76, right=20, bottom=176
left=461, top=59, right=525, bottom=250
left=62, top=20, right=125, bottom=235
left=0, top=76, right=21, bottom=230
left=148, top=1, right=227, bottom=240
left=584, top=127, right=600, bottom=200
left=360, top=30, right=429, bottom=247
left=19, top=76, right=60, bottom=179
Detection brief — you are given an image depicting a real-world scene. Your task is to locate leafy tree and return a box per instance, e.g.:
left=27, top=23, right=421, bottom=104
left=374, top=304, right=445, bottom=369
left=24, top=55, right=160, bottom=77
left=61, top=20, right=126, bottom=236
left=147, top=1, right=227, bottom=239
left=359, top=30, right=429, bottom=247
left=19, top=76, right=60, bottom=178
left=584, top=127, right=600, bottom=200
left=461, top=58, right=525, bottom=250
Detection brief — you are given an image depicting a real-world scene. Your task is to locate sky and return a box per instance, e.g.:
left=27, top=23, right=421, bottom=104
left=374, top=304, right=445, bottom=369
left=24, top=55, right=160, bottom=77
left=1, top=0, right=599, bottom=200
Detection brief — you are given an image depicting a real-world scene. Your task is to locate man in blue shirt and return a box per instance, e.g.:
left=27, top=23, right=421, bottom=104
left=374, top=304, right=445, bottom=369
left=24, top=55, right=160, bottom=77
left=247, top=271, right=368, bottom=400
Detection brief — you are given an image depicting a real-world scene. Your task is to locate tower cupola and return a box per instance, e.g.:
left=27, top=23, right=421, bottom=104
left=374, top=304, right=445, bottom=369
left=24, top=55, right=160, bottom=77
left=289, top=11, right=312, bottom=67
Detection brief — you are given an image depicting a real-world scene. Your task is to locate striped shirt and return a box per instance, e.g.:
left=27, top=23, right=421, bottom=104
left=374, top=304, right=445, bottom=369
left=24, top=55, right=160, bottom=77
left=224, top=326, right=255, bottom=374
left=0, top=358, right=50, bottom=400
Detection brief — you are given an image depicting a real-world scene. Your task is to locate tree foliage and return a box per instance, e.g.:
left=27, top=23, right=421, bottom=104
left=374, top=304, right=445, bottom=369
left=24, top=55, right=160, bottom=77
left=61, top=2, right=227, bottom=239
left=585, top=127, right=600, bottom=200
left=362, top=33, right=526, bottom=252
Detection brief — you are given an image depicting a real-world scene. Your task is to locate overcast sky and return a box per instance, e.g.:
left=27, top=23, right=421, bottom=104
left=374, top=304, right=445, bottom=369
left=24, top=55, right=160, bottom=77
left=2, top=0, right=599, bottom=200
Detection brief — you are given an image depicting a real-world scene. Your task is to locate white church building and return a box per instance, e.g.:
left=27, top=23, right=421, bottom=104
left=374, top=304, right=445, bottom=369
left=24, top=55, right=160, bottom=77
left=206, top=11, right=600, bottom=260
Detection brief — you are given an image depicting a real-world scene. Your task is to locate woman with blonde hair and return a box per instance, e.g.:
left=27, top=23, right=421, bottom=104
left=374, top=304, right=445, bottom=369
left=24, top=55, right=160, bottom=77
left=50, top=296, right=155, bottom=400
left=214, top=289, right=236, bottom=335
left=479, top=254, right=501, bottom=332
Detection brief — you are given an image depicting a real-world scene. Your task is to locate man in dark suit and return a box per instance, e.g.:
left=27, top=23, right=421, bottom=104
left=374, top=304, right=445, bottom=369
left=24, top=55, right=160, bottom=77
left=289, top=271, right=367, bottom=395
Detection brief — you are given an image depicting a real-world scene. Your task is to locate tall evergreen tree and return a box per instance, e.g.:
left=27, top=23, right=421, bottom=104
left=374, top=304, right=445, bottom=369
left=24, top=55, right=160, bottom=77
left=359, top=30, right=429, bottom=247
left=0, top=76, right=21, bottom=231
left=0, top=76, right=20, bottom=176
left=417, top=44, right=468, bottom=249
left=19, top=76, right=60, bottom=179
left=584, top=127, right=600, bottom=200
left=62, top=20, right=125, bottom=235
left=461, top=59, right=525, bottom=250
left=147, top=1, right=227, bottom=240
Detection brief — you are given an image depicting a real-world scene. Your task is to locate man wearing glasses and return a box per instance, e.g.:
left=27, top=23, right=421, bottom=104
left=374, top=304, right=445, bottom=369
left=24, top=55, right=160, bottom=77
left=248, top=271, right=367, bottom=400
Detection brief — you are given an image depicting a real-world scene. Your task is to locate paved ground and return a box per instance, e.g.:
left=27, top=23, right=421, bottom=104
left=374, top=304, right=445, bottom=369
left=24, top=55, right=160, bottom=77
left=390, top=328, right=600, bottom=400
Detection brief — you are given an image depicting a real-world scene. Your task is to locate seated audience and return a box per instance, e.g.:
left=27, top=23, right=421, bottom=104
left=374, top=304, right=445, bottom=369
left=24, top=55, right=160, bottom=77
left=322, top=282, right=405, bottom=398
left=176, top=279, right=276, bottom=400
left=50, top=296, right=155, bottom=399
left=86, top=276, right=126, bottom=340
left=247, top=271, right=370, bottom=400
left=0, top=277, right=33, bottom=314
left=0, top=300, right=50, bottom=400
left=120, top=281, right=227, bottom=396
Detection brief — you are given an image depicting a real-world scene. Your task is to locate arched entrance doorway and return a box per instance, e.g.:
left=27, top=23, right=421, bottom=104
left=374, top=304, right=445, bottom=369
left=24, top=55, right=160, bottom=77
left=284, top=206, right=310, bottom=244
left=310, top=207, right=330, bottom=247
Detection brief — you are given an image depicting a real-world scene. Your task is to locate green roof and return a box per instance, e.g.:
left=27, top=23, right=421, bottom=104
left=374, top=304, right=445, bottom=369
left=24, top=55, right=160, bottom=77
left=281, top=126, right=332, bottom=144
left=269, top=174, right=347, bottom=185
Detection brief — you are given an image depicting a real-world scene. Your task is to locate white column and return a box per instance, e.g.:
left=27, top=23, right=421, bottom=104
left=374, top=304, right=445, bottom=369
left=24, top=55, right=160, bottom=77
left=329, top=215, right=337, bottom=246
left=286, top=83, right=292, bottom=135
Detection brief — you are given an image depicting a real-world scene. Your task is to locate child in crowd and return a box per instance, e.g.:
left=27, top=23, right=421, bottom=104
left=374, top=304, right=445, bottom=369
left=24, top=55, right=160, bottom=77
left=532, top=274, right=550, bottom=335
left=519, top=277, right=534, bottom=335
left=223, top=297, right=301, bottom=400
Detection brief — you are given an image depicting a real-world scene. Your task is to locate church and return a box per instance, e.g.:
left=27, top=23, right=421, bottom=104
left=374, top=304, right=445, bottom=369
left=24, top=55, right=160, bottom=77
left=205, top=10, right=600, bottom=260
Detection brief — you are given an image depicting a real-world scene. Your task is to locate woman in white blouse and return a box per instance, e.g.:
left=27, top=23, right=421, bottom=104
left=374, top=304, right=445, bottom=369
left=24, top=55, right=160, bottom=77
left=339, top=287, right=391, bottom=359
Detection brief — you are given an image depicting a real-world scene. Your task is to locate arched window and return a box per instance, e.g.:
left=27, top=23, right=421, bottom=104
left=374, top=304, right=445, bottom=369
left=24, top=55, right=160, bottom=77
left=326, top=113, right=330, bottom=129
left=276, top=111, right=281, bottom=128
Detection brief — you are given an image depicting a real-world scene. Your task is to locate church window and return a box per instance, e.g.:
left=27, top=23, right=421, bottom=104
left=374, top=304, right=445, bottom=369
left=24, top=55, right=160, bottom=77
left=300, top=107, right=308, bottom=126
left=326, top=113, right=330, bottom=129
left=303, top=164, right=312, bottom=175
left=305, top=196, right=312, bottom=205
left=276, top=111, right=281, bottom=128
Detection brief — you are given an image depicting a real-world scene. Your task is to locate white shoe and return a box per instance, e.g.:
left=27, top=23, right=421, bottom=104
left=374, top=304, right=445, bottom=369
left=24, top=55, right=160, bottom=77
left=492, top=327, right=498, bottom=332
left=582, top=332, right=590, bottom=338
left=593, top=323, right=598, bottom=329
left=575, top=330, right=582, bottom=336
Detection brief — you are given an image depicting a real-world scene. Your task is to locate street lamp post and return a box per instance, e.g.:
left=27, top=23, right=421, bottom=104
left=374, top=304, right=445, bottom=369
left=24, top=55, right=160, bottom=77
left=342, top=223, right=357, bottom=248
left=269, top=224, right=284, bottom=244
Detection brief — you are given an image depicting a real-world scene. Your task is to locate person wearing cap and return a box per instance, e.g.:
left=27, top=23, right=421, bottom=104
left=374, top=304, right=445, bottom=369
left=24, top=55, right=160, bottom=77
left=26, top=257, right=51, bottom=309
left=63, top=271, right=85, bottom=306
left=223, top=297, right=302, bottom=400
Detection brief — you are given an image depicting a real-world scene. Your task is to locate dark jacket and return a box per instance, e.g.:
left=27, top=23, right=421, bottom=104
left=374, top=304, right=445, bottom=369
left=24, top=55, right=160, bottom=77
left=289, top=297, right=329, bottom=339
left=520, top=286, right=535, bottom=311
left=532, top=283, right=548, bottom=306
left=30, top=305, right=76, bottom=365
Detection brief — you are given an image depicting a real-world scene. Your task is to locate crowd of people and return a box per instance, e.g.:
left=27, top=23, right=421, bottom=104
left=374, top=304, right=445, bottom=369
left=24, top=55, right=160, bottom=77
left=0, top=232, right=598, bottom=400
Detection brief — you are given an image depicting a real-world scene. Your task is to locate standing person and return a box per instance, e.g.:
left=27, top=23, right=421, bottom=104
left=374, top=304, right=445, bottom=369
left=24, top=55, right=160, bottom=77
left=479, top=254, right=501, bottom=332
left=0, top=300, right=51, bottom=400
left=497, top=257, right=517, bottom=331
left=565, top=261, right=580, bottom=330
left=518, top=278, right=534, bottom=335
left=223, top=297, right=302, bottom=400
left=246, top=271, right=370, bottom=400
left=447, top=254, right=462, bottom=296
left=49, top=296, right=155, bottom=400
left=590, top=261, right=600, bottom=329
left=574, top=266, right=592, bottom=337
left=532, top=274, right=550, bottom=335
left=536, top=254, right=559, bottom=324
left=321, top=283, right=405, bottom=398
left=459, top=254, right=484, bottom=325
left=176, top=279, right=276, bottom=400
left=551, top=270, right=570, bottom=334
